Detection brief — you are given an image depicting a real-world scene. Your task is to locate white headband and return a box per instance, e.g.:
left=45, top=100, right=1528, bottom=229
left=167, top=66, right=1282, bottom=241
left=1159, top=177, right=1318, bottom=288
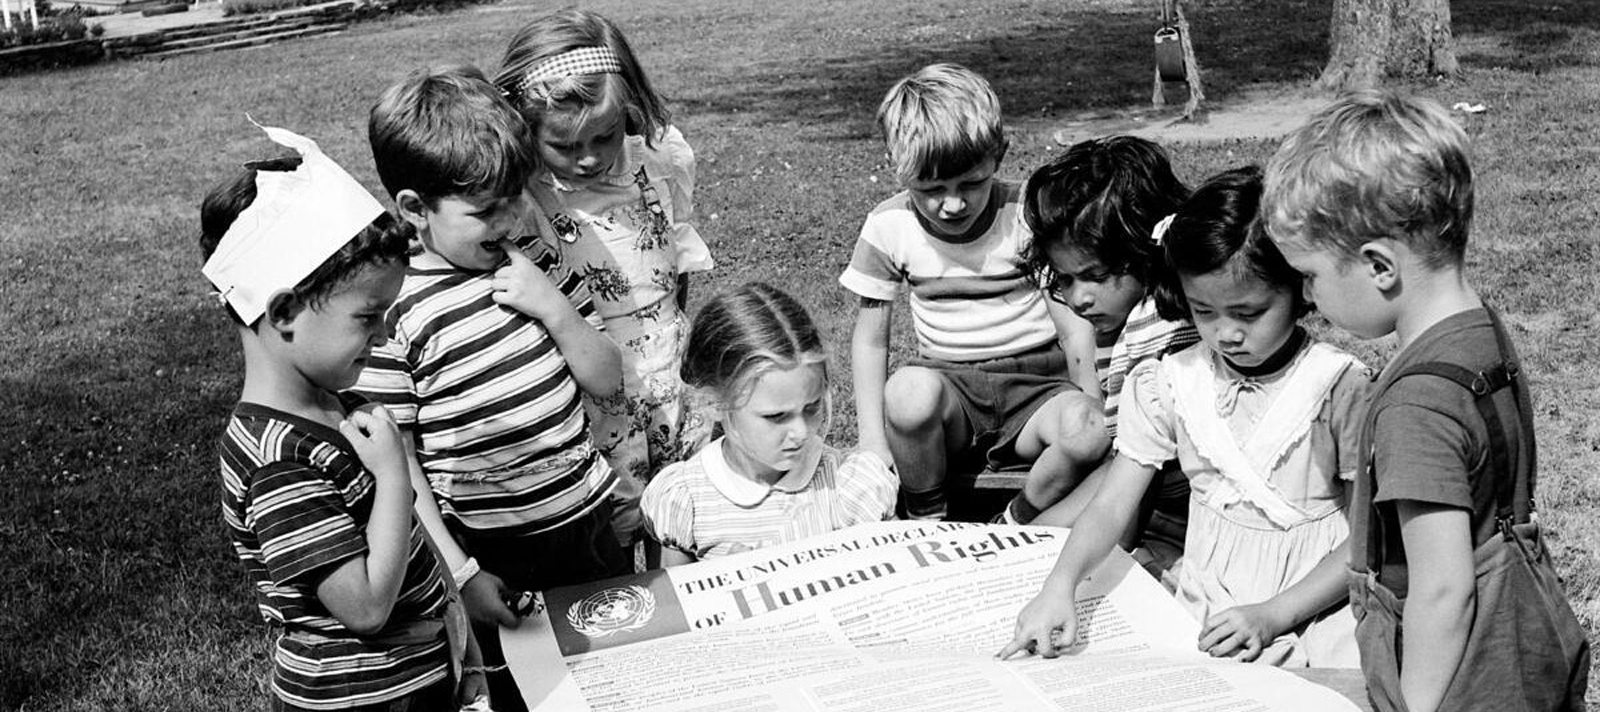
left=201, top=122, right=385, bottom=324
left=1151, top=214, right=1177, bottom=246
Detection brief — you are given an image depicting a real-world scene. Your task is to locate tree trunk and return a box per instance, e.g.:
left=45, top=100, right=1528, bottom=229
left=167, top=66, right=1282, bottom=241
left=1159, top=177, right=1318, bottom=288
left=1320, top=0, right=1459, bottom=91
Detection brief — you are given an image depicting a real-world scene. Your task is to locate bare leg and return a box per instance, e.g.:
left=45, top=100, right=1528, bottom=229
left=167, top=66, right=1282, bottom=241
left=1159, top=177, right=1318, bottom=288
left=1012, top=391, right=1110, bottom=519
left=885, top=366, right=969, bottom=519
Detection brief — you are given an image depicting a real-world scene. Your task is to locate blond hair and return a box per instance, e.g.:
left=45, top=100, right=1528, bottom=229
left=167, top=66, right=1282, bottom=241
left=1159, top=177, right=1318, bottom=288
left=681, top=283, right=830, bottom=421
left=877, top=63, right=1007, bottom=182
left=493, top=9, right=670, bottom=147
left=1264, top=90, right=1473, bottom=269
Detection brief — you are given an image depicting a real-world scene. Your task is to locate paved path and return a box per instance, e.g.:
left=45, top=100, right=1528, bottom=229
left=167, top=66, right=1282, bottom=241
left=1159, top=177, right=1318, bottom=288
left=95, top=1, right=229, bottom=39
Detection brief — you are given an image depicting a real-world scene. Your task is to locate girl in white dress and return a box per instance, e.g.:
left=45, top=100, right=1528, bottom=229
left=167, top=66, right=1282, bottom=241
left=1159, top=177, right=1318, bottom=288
left=642, top=283, right=897, bottom=564
left=1003, top=167, right=1365, bottom=668
left=494, top=10, right=715, bottom=546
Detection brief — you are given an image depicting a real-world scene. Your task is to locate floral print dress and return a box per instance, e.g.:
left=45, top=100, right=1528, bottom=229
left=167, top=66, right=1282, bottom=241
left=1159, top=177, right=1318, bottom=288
left=528, top=125, right=715, bottom=539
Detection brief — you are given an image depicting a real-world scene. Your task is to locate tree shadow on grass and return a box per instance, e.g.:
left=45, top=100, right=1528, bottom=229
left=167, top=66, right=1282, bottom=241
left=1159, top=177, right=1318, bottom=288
left=671, top=0, right=1334, bottom=138
left=1455, top=0, right=1600, bottom=74
left=670, top=0, right=1600, bottom=141
left=0, top=303, right=246, bottom=708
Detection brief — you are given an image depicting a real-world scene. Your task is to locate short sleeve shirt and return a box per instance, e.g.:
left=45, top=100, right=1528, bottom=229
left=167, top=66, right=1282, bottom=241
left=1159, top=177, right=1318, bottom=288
left=218, top=398, right=450, bottom=709
left=837, top=182, right=1059, bottom=362
left=1366, top=309, right=1509, bottom=593
left=353, top=242, right=617, bottom=536
left=641, top=438, right=897, bottom=560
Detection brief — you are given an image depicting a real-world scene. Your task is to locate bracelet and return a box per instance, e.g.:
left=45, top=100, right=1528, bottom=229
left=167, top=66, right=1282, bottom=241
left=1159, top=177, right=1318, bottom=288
left=452, top=557, right=481, bottom=589
left=462, top=664, right=508, bottom=675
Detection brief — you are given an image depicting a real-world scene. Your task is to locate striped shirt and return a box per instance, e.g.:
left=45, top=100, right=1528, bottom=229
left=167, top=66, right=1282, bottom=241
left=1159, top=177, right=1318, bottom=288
left=354, top=242, right=617, bottom=537
left=839, top=182, right=1059, bottom=362
left=218, top=400, right=451, bottom=710
left=642, top=438, right=897, bottom=560
left=1098, top=296, right=1200, bottom=439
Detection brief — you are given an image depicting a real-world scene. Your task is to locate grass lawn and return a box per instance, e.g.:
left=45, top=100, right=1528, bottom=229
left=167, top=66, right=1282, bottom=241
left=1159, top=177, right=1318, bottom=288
left=2, top=0, right=1598, bottom=708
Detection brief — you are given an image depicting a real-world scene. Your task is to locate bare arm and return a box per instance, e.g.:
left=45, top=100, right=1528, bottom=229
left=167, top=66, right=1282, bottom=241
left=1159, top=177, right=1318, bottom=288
left=1045, top=297, right=1102, bottom=399
left=317, top=408, right=415, bottom=634
left=1396, top=501, right=1474, bottom=712
left=400, top=428, right=518, bottom=627
left=1197, top=538, right=1351, bottom=659
left=491, top=241, right=622, bottom=400
left=850, top=297, right=893, bottom=463
left=999, top=455, right=1157, bottom=658
left=660, top=547, right=695, bottom=568
left=538, top=301, right=623, bottom=399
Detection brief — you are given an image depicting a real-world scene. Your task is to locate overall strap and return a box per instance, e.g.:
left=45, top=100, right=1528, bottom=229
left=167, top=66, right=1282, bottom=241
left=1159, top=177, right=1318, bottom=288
left=1354, top=308, right=1532, bottom=574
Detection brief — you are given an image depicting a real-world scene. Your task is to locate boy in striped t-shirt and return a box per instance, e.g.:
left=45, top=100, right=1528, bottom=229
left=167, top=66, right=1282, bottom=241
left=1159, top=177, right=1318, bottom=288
left=203, top=125, right=484, bottom=710
left=842, top=64, right=1105, bottom=525
left=359, top=65, right=627, bottom=712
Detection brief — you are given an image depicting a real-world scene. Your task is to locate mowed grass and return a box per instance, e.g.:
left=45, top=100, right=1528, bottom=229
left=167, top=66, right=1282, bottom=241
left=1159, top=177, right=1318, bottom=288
left=2, top=0, right=1599, bottom=708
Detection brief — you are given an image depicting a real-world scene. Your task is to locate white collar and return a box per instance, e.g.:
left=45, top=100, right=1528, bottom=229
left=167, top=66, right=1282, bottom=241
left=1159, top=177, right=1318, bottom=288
left=705, top=436, right=822, bottom=507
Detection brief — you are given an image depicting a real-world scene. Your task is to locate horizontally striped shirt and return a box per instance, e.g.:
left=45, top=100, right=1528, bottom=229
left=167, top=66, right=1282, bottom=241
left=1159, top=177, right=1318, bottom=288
left=218, top=399, right=450, bottom=710
left=1098, top=296, right=1200, bottom=439
left=354, top=242, right=617, bottom=537
left=642, top=438, right=897, bottom=560
left=839, top=182, right=1058, bottom=362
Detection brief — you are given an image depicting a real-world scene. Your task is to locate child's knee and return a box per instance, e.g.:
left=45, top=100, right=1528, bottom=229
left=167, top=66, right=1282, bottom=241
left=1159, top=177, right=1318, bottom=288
left=1046, top=392, right=1109, bottom=461
left=884, top=366, right=949, bottom=431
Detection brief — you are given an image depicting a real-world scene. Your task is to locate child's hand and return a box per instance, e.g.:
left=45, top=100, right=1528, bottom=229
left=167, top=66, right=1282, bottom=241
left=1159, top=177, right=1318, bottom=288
left=1197, top=602, right=1289, bottom=662
left=460, top=569, right=520, bottom=628
left=490, top=240, right=566, bottom=324
left=458, top=676, right=491, bottom=710
left=339, top=405, right=409, bottom=484
left=997, top=589, right=1079, bottom=660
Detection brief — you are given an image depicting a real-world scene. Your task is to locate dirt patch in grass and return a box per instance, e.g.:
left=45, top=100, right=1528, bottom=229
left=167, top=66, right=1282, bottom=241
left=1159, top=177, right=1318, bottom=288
left=1032, top=85, right=1332, bottom=146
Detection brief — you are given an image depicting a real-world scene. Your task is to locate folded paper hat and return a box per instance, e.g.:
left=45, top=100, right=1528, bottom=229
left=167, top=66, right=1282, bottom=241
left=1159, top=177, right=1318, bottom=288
left=201, top=123, right=385, bottom=324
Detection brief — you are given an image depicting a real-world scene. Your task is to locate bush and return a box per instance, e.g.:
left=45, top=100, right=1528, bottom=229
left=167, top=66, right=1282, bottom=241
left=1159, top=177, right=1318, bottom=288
left=221, top=0, right=321, bottom=16
left=0, top=15, right=87, bottom=49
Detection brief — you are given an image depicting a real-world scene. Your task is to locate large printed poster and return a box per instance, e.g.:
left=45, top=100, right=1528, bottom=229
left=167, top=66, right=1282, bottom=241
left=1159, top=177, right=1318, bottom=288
left=502, top=521, right=1363, bottom=712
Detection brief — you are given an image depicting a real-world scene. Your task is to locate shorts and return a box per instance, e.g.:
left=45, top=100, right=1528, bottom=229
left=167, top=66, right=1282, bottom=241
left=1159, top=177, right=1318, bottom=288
left=462, top=499, right=632, bottom=592
left=908, top=340, right=1077, bottom=473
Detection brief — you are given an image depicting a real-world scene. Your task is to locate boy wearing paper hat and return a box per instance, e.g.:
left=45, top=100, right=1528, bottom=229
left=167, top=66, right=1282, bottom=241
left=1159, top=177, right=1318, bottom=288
left=358, top=64, right=628, bottom=712
left=204, top=125, right=490, bottom=710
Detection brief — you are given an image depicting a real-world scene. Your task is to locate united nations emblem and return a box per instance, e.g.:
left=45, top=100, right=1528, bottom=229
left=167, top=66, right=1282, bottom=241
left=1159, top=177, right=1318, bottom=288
left=565, top=585, right=657, bottom=638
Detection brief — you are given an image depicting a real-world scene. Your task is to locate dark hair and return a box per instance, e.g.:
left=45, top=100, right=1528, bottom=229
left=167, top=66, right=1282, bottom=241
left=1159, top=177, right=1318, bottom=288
left=681, top=282, right=828, bottom=409
left=199, top=158, right=413, bottom=326
left=494, top=9, right=670, bottom=147
left=1021, top=136, right=1189, bottom=314
left=1156, top=165, right=1308, bottom=320
left=369, top=64, right=537, bottom=205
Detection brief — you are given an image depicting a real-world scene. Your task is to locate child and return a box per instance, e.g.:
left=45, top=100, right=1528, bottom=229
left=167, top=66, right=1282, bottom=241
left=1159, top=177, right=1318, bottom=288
left=1266, top=91, right=1589, bottom=711
left=1017, top=136, right=1202, bottom=569
left=493, top=9, right=716, bottom=547
left=642, top=283, right=897, bottom=563
left=1002, top=167, right=1365, bottom=669
left=359, top=64, right=628, bottom=712
left=204, top=125, right=486, bottom=710
left=841, top=63, right=1103, bottom=525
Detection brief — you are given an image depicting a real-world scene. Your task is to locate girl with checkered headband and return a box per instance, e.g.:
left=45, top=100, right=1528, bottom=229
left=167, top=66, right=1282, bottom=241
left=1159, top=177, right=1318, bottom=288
left=493, top=9, right=717, bottom=554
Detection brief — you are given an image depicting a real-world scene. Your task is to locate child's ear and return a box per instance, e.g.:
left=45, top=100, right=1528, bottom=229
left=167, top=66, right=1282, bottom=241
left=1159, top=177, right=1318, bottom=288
left=394, top=190, right=430, bottom=232
left=1359, top=240, right=1401, bottom=292
left=264, top=289, right=303, bottom=342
